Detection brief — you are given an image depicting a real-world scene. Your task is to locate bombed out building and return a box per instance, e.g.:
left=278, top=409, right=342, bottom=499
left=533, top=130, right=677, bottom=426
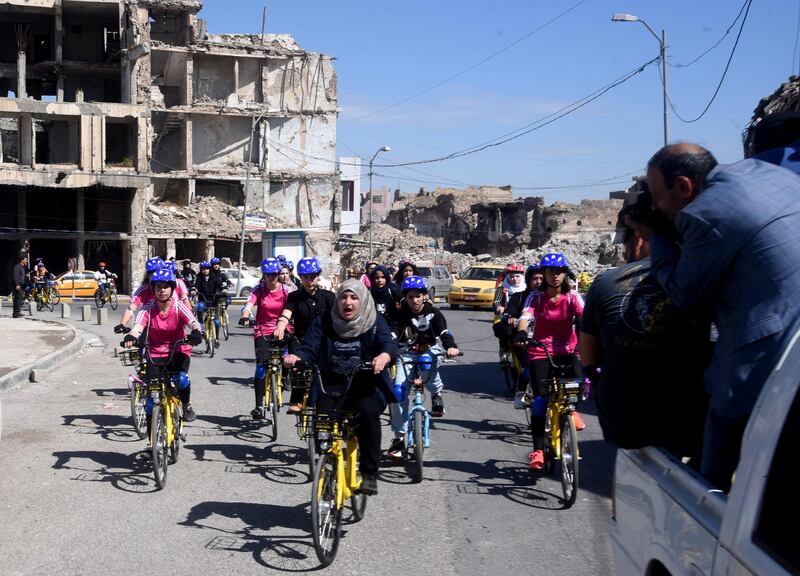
left=0, top=0, right=339, bottom=293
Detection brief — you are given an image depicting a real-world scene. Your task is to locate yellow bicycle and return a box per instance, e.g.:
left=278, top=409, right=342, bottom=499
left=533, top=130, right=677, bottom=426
left=527, top=340, right=581, bottom=507
left=297, top=361, right=371, bottom=567
left=254, top=334, right=285, bottom=441
left=119, top=347, right=148, bottom=439
left=198, top=297, right=218, bottom=358
left=30, top=281, right=60, bottom=312
left=94, top=280, right=118, bottom=310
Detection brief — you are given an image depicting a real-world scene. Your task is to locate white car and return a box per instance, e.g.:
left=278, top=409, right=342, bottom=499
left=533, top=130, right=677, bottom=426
left=220, top=267, right=260, bottom=298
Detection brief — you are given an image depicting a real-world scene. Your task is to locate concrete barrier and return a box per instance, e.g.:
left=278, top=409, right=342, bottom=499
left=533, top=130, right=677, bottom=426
left=60, top=303, right=70, bottom=318
left=81, top=305, right=92, bottom=321
left=96, top=307, right=108, bottom=325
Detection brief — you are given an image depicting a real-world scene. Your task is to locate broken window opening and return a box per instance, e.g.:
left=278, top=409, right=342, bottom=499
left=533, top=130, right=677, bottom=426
left=0, top=117, right=20, bottom=164
left=105, top=119, right=137, bottom=169
left=34, top=118, right=80, bottom=165
left=341, top=180, right=355, bottom=212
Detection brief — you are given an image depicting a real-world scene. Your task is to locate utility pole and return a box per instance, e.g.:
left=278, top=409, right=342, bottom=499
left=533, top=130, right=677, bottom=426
left=368, top=146, right=391, bottom=259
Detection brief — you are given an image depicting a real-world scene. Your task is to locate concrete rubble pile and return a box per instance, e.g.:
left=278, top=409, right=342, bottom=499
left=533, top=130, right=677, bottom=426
left=144, top=197, right=291, bottom=237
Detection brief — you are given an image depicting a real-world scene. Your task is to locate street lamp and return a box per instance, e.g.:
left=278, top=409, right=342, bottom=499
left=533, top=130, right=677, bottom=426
left=368, top=145, right=391, bottom=259
left=612, top=13, right=668, bottom=147
left=236, top=112, right=265, bottom=297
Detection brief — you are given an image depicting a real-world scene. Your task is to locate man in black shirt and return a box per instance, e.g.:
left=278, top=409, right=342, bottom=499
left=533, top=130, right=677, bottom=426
left=580, top=192, right=710, bottom=456
left=273, top=257, right=335, bottom=413
left=12, top=252, right=28, bottom=318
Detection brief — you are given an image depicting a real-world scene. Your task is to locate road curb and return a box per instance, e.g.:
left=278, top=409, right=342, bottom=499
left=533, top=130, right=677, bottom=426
left=0, top=318, right=85, bottom=392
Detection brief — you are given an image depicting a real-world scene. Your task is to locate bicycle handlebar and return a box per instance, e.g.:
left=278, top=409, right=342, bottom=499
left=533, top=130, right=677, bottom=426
left=290, top=360, right=374, bottom=398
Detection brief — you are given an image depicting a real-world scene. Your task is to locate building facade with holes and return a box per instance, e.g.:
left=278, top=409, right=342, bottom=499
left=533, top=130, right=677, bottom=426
left=0, top=0, right=339, bottom=293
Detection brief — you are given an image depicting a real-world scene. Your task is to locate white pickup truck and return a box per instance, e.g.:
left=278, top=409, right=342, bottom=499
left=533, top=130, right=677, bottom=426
left=612, top=331, right=799, bottom=575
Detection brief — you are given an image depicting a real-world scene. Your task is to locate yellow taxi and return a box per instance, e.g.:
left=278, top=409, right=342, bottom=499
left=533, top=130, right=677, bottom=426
left=53, top=270, right=100, bottom=298
left=447, top=264, right=505, bottom=309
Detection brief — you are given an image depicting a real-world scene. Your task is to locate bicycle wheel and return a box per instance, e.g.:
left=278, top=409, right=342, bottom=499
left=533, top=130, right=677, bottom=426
left=109, top=291, right=118, bottom=311
left=311, top=452, right=341, bottom=566
left=411, top=410, right=425, bottom=483
left=304, top=409, right=316, bottom=475
left=559, top=413, right=579, bottom=507
left=35, top=293, right=44, bottom=311
left=130, top=381, right=147, bottom=440
left=501, top=364, right=516, bottom=396
left=351, top=478, right=368, bottom=521
left=169, top=403, right=182, bottom=464
left=208, top=323, right=216, bottom=358
left=151, top=405, right=169, bottom=489
left=49, top=288, right=60, bottom=305
left=222, top=310, right=229, bottom=340
left=94, top=289, right=104, bottom=309
left=45, top=293, right=54, bottom=312
left=269, top=373, right=279, bottom=442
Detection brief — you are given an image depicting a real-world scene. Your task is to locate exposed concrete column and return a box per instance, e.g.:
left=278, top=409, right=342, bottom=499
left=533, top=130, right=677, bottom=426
left=17, top=51, right=26, bottom=99
left=233, top=58, right=239, bottom=95
left=166, top=238, right=176, bottom=260
left=55, top=2, right=64, bottom=101
left=137, top=115, right=148, bottom=171
left=184, top=116, right=193, bottom=171
left=76, top=190, right=85, bottom=269
left=129, top=186, right=150, bottom=293
left=19, top=114, right=33, bottom=166
left=188, top=178, right=196, bottom=204
left=184, top=56, right=193, bottom=105
left=204, top=239, right=214, bottom=260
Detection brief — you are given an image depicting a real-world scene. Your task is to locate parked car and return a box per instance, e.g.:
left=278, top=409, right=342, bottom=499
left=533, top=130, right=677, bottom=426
left=612, top=324, right=800, bottom=575
left=415, top=265, right=453, bottom=302
left=447, top=264, right=504, bottom=309
left=53, top=270, right=99, bottom=298
left=220, top=267, right=260, bottom=298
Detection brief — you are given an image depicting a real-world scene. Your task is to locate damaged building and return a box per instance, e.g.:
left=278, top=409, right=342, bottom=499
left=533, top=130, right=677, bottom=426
left=0, top=0, right=339, bottom=293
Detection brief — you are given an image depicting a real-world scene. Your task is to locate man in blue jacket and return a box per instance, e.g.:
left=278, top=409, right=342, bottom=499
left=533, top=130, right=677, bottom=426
left=641, top=142, right=800, bottom=490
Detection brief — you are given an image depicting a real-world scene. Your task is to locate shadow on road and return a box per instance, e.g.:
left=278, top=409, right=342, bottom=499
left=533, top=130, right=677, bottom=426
left=184, top=442, right=311, bottom=485
left=207, top=375, right=252, bottom=387
left=51, top=449, right=157, bottom=493
left=61, top=413, right=140, bottom=443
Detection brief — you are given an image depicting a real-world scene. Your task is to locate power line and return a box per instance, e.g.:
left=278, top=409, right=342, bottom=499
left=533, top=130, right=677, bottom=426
left=670, top=0, right=749, bottom=68
left=669, top=0, right=753, bottom=123
left=340, top=0, right=590, bottom=125
left=793, top=0, right=800, bottom=75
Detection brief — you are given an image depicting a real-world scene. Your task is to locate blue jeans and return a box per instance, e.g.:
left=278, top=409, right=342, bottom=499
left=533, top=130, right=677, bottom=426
left=390, top=346, right=444, bottom=437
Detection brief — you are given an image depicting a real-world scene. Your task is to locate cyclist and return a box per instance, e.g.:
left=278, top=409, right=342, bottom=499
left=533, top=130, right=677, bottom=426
left=32, top=260, right=52, bottom=294
left=239, top=257, right=291, bottom=419
left=388, top=275, right=460, bottom=458
left=123, top=268, right=203, bottom=430
left=193, top=260, right=227, bottom=345
left=368, top=264, right=401, bottom=324
left=273, top=257, right=335, bottom=414
left=393, top=259, right=418, bottom=285
left=116, top=257, right=165, bottom=333
left=164, top=260, right=190, bottom=303
left=181, top=260, right=197, bottom=290
left=278, top=260, right=298, bottom=293
left=94, top=262, right=118, bottom=299
left=492, top=264, right=526, bottom=360
left=209, top=256, right=228, bottom=285
left=283, top=279, right=397, bottom=495
left=514, top=253, right=584, bottom=470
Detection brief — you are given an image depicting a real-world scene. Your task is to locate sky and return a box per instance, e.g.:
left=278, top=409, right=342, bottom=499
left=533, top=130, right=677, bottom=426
left=200, top=0, right=798, bottom=203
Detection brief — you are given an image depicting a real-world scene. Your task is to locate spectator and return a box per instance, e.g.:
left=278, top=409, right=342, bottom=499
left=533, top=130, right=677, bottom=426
left=747, top=111, right=800, bottom=175
left=579, top=192, right=711, bottom=456
left=12, top=252, right=28, bottom=318
left=639, top=142, right=800, bottom=490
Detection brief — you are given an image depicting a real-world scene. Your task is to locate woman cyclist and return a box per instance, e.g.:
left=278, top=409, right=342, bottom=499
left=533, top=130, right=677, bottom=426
left=273, top=257, right=336, bottom=414
left=283, top=279, right=397, bottom=495
left=368, top=264, right=401, bottom=324
left=393, top=259, right=418, bottom=285
left=239, top=257, right=291, bottom=419
left=514, top=253, right=584, bottom=470
left=277, top=260, right=298, bottom=293
left=492, top=264, right=526, bottom=362
left=123, top=268, right=203, bottom=432
left=116, top=257, right=166, bottom=333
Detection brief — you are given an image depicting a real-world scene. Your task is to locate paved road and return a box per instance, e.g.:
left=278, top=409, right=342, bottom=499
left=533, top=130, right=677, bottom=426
left=0, top=305, right=616, bottom=575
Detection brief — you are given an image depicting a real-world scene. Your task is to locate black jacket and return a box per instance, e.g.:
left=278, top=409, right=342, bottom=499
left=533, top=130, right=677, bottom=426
left=286, top=287, right=335, bottom=338
left=392, top=300, right=457, bottom=350
left=194, top=273, right=226, bottom=302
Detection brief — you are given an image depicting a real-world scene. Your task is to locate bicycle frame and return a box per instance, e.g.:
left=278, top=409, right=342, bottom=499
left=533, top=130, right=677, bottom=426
left=314, top=418, right=361, bottom=507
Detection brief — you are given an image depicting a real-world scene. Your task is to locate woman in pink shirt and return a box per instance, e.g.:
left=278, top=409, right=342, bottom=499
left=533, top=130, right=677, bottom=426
left=123, top=268, right=203, bottom=442
left=515, top=253, right=584, bottom=470
left=239, top=257, right=291, bottom=419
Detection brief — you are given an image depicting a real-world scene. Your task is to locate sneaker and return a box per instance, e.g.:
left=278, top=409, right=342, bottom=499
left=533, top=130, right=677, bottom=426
left=139, top=449, right=153, bottom=461
left=286, top=403, right=303, bottom=415
left=250, top=406, right=265, bottom=420
left=431, top=394, right=445, bottom=417
left=513, top=391, right=526, bottom=410
left=360, top=473, right=378, bottom=496
left=572, top=411, right=586, bottom=431
left=182, top=403, right=196, bottom=422
left=529, top=450, right=545, bottom=470
left=387, top=437, right=405, bottom=459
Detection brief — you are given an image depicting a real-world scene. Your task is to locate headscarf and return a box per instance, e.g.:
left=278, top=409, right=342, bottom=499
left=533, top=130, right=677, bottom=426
left=501, top=272, right=526, bottom=296
left=332, top=279, right=377, bottom=339
left=368, top=264, right=392, bottom=300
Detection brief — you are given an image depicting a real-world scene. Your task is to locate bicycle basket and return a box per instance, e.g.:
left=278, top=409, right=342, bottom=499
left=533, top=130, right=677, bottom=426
left=307, top=409, right=360, bottom=440
left=119, top=349, right=141, bottom=367
left=552, top=378, right=582, bottom=404
left=287, top=368, right=314, bottom=391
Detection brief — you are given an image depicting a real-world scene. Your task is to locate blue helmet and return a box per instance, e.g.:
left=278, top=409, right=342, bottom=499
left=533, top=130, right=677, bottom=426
left=284, top=260, right=294, bottom=272
left=402, top=275, right=427, bottom=293
left=145, top=257, right=165, bottom=272
left=149, top=268, right=176, bottom=286
left=210, top=257, right=221, bottom=265
left=165, top=261, right=176, bottom=272
left=525, top=264, right=542, bottom=284
left=540, top=253, right=569, bottom=269
left=297, top=257, right=322, bottom=276
left=195, top=301, right=207, bottom=313
left=261, top=257, right=282, bottom=275
left=276, top=254, right=287, bottom=262
left=199, top=260, right=210, bottom=269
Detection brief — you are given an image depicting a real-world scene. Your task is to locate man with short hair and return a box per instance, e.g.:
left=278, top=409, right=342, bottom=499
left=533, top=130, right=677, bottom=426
left=580, top=192, right=710, bottom=455
left=637, top=142, right=800, bottom=490
left=747, top=111, right=800, bottom=175
left=12, top=252, right=28, bottom=318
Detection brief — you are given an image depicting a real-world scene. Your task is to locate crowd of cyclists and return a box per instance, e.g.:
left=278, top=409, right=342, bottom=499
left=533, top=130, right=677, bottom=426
left=114, top=254, right=461, bottom=495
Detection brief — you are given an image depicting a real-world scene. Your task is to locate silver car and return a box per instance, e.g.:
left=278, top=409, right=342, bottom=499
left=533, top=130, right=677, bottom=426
left=416, top=265, right=453, bottom=302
